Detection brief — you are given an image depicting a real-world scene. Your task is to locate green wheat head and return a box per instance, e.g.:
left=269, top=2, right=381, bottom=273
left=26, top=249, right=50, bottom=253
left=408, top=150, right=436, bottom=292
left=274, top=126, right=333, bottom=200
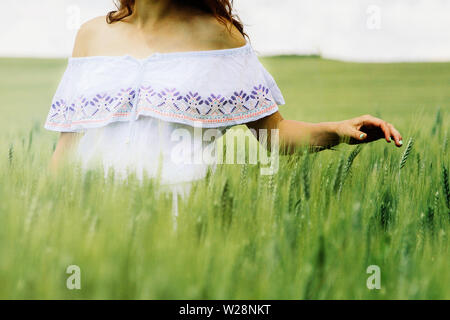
left=399, top=138, right=414, bottom=170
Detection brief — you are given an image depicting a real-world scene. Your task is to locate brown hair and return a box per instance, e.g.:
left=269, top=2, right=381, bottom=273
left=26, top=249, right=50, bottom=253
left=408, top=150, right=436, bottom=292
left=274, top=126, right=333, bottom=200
left=106, top=0, right=247, bottom=38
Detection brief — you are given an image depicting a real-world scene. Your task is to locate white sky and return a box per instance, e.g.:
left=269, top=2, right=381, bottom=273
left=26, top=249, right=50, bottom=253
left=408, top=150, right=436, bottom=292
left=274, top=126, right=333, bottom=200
left=1, top=0, right=450, bottom=62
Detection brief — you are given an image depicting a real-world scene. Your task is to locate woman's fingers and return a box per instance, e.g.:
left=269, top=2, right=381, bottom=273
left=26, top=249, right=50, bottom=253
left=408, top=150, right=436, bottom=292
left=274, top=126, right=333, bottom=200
left=361, top=116, right=391, bottom=143
left=387, top=123, right=403, bottom=147
left=349, top=128, right=367, bottom=141
left=342, top=115, right=403, bottom=147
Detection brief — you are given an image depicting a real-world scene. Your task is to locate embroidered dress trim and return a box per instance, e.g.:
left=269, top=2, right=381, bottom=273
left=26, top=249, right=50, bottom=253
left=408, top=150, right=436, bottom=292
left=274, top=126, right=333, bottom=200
left=45, top=84, right=279, bottom=130
left=44, top=42, right=285, bottom=131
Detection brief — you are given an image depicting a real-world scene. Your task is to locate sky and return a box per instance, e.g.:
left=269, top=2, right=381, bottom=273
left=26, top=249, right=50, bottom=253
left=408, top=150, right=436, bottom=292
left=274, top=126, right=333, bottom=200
left=1, top=0, right=450, bottom=62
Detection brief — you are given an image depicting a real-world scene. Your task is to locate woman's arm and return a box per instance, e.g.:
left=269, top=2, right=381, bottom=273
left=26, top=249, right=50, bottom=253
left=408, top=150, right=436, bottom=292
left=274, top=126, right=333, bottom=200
left=49, top=133, right=83, bottom=173
left=247, top=111, right=403, bottom=154
left=48, top=19, right=94, bottom=173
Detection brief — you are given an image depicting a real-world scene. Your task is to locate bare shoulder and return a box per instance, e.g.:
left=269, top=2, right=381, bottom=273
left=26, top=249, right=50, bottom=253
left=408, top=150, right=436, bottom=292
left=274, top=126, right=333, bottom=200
left=189, top=14, right=247, bottom=50
left=72, top=16, right=111, bottom=57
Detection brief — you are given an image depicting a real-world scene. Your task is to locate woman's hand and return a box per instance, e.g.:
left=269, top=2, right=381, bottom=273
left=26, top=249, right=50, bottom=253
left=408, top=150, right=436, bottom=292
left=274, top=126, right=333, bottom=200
left=247, top=111, right=403, bottom=154
left=334, top=114, right=403, bottom=147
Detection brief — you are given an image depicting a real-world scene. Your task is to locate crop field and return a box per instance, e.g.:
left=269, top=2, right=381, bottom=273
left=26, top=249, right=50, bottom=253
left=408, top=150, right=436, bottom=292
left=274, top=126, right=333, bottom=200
left=0, top=56, right=448, bottom=299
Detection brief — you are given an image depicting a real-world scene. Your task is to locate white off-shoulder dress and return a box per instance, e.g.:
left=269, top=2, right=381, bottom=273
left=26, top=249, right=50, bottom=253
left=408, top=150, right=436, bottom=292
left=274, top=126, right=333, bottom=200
left=44, top=42, right=285, bottom=208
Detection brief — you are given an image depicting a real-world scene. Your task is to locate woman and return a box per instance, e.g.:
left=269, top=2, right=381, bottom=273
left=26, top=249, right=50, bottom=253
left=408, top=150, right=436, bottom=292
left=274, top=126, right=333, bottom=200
left=45, top=0, right=402, bottom=199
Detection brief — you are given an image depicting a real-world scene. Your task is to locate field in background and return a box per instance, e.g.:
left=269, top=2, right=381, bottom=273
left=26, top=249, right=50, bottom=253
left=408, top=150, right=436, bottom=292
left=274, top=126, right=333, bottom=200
left=0, top=57, right=448, bottom=299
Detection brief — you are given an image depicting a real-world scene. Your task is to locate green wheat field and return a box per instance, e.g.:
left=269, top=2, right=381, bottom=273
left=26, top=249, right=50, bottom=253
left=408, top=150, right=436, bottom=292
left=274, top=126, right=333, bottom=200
left=0, top=56, right=448, bottom=299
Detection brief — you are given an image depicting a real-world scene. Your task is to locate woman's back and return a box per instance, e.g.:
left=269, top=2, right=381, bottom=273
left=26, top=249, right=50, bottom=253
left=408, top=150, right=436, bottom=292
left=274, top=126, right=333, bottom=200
left=71, top=10, right=247, bottom=60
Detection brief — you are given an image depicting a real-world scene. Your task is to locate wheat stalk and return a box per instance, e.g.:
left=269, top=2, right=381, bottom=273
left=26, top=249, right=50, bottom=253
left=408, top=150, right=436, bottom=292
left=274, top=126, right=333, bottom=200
left=443, top=131, right=448, bottom=155
left=399, top=138, right=414, bottom=170
left=343, top=145, right=363, bottom=179
left=288, top=171, right=299, bottom=212
left=221, top=180, right=233, bottom=228
left=431, top=107, right=442, bottom=135
left=335, top=145, right=364, bottom=195
left=8, top=144, right=13, bottom=165
left=442, top=165, right=450, bottom=211
left=302, top=154, right=311, bottom=200
left=239, top=164, right=248, bottom=190
left=333, top=156, right=344, bottom=194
